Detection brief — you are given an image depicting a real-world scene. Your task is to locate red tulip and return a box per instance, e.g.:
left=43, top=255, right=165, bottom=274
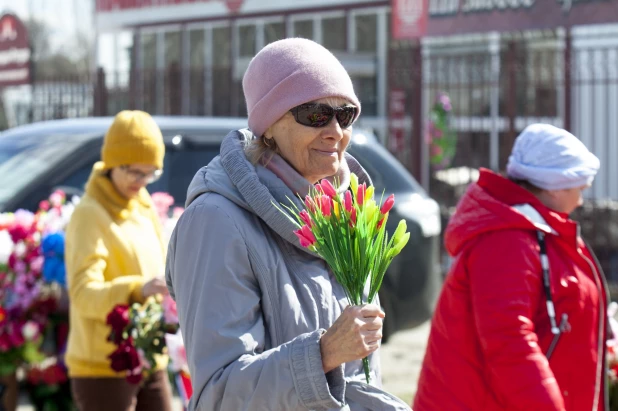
left=380, top=194, right=395, bottom=214
left=350, top=208, right=357, bottom=227
left=377, top=218, right=386, bottom=229
left=294, top=225, right=317, bottom=248
left=319, top=179, right=338, bottom=198
left=356, top=184, right=366, bottom=206
left=344, top=191, right=353, bottom=212
left=320, top=196, right=332, bottom=217
left=300, top=210, right=313, bottom=227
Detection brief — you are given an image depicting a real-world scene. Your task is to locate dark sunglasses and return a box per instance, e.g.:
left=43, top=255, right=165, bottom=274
left=290, top=103, right=358, bottom=129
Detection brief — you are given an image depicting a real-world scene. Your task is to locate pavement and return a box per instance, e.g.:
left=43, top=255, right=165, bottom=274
left=16, top=322, right=431, bottom=410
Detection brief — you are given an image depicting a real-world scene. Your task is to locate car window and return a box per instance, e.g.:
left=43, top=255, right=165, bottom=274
left=0, top=135, right=87, bottom=208
left=347, top=141, right=425, bottom=196
left=148, top=145, right=221, bottom=206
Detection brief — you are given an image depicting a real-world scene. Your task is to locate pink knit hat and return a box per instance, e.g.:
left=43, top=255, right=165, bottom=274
left=242, top=38, right=361, bottom=138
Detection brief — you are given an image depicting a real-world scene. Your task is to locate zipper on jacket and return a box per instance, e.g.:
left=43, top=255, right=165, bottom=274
left=576, top=229, right=606, bottom=411
left=584, top=239, right=612, bottom=411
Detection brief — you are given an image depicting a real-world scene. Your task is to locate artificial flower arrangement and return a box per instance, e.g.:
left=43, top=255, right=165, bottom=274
left=277, top=173, right=410, bottom=383
left=0, top=190, right=77, bottom=410
left=106, top=295, right=180, bottom=384
left=426, top=92, right=457, bottom=169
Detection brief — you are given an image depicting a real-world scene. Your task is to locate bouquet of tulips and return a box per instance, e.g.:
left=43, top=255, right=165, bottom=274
left=278, top=173, right=410, bottom=383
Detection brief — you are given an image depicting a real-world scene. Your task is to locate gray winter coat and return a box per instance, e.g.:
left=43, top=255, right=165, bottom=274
left=165, top=130, right=412, bottom=411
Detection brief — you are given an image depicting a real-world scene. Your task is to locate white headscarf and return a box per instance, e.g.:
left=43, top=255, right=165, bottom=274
left=506, top=124, right=600, bottom=190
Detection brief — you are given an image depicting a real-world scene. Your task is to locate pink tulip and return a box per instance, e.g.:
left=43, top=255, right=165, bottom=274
left=356, top=184, right=366, bottom=206
left=304, top=196, right=315, bottom=213
left=344, top=191, right=353, bottom=212
left=300, top=210, right=313, bottom=227
left=294, top=225, right=317, bottom=248
left=377, top=218, right=385, bottom=229
left=320, top=196, right=332, bottom=217
left=380, top=194, right=395, bottom=214
left=319, top=179, right=338, bottom=198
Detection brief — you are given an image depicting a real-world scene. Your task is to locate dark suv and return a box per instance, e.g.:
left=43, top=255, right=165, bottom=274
left=0, top=117, right=442, bottom=338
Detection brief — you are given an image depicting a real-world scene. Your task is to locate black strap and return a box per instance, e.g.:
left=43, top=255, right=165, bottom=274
left=537, top=230, right=569, bottom=359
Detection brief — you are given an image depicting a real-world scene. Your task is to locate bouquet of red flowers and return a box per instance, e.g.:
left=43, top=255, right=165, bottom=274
left=106, top=295, right=180, bottom=384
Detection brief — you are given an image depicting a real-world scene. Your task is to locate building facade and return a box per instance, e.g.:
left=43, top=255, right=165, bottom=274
left=94, top=0, right=618, bottom=199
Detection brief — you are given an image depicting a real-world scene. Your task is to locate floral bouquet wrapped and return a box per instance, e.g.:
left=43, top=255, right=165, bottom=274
left=106, top=295, right=180, bottom=384
left=277, top=173, right=410, bottom=383
left=426, top=92, right=457, bottom=169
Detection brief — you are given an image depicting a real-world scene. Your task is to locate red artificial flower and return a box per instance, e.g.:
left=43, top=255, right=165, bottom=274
left=8, top=225, right=29, bottom=243
left=319, top=179, right=337, bottom=198
left=7, top=253, right=17, bottom=270
left=38, top=200, right=50, bottom=212
left=356, top=184, right=366, bottom=207
left=107, top=304, right=130, bottom=334
left=8, top=321, right=25, bottom=347
left=319, top=196, right=332, bottom=217
left=299, top=210, right=313, bottom=228
left=27, top=367, right=43, bottom=385
left=377, top=218, right=385, bottom=229
left=109, top=339, right=140, bottom=373
left=344, top=191, right=353, bottom=213
left=0, top=333, right=11, bottom=352
left=380, top=194, right=395, bottom=215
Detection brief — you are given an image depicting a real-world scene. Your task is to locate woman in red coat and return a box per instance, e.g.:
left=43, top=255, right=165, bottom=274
left=414, top=124, right=609, bottom=411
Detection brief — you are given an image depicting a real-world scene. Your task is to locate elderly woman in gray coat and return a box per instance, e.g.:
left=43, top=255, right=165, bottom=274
left=165, top=38, right=411, bottom=411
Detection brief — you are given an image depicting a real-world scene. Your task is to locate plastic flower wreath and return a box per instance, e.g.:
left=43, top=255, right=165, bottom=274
left=426, top=92, right=457, bottom=169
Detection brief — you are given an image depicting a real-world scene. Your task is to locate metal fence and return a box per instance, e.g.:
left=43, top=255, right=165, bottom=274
left=7, top=31, right=618, bottom=285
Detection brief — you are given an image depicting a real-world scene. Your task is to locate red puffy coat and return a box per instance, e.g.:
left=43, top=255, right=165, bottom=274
left=414, top=169, right=609, bottom=411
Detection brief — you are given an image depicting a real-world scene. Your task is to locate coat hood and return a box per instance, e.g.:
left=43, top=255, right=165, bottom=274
left=445, top=168, right=579, bottom=256
left=185, top=129, right=371, bottom=255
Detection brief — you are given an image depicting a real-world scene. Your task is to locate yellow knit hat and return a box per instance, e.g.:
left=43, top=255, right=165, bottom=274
left=101, top=110, right=165, bottom=170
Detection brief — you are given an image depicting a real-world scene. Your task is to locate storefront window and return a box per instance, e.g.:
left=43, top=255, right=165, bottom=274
left=189, top=29, right=205, bottom=116
left=294, top=20, right=313, bottom=40
left=239, top=25, right=256, bottom=57
left=352, top=75, right=377, bottom=116
left=355, top=14, right=377, bottom=53
left=265, top=22, right=285, bottom=44
left=213, top=26, right=232, bottom=116
left=141, top=33, right=157, bottom=113
left=164, top=31, right=182, bottom=115
left=322, top=16, right=346, bottom=51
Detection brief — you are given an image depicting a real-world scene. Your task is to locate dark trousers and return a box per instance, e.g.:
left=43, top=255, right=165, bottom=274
left=71, top=371, right=173, bottom=411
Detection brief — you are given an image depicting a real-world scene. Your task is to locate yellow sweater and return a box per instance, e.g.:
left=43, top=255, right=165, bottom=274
left=65, top=163, right=168, bottom=378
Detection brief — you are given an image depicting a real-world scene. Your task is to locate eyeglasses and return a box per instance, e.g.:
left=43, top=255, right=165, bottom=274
left=290, top=103, right=358, bottom=129
left=120, top=166, right=163, bottom=184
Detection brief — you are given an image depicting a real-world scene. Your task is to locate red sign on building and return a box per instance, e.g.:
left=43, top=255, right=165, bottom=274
left=96, top=0, right=244, bottom=13
left=389, top=88, right=407, bottom=152
left=392, top=0, right=429, bottom=40
left=0, top=13, right=30, bottom=87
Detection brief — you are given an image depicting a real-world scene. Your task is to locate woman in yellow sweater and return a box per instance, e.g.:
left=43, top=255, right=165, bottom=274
left=65, top=110, right=172, bottom=411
